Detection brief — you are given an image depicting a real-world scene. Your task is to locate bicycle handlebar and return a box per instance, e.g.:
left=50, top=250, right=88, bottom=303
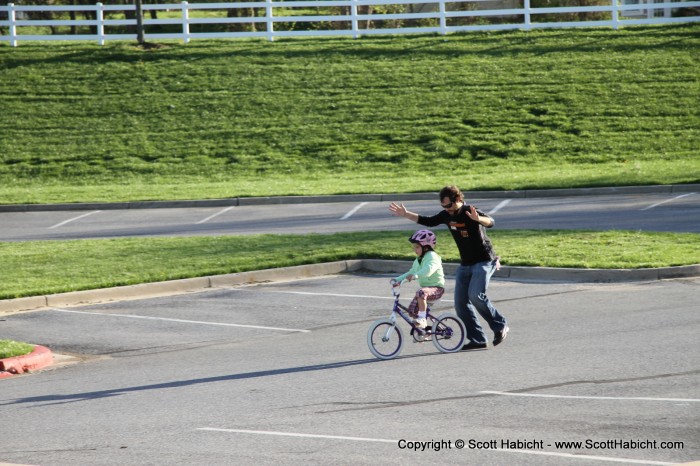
left=390, top=278, right=409, bottom=297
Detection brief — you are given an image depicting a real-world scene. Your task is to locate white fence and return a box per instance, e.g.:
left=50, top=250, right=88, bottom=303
left=1, top=0, right=699, bottom=46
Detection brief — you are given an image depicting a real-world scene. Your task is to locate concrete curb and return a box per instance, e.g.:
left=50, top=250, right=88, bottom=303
left=0, top=345, right=53, bottom=379
left=0, top=260, right=363, bottom=315
left=1, top=260, right=699, bottom=316
left=1, top=184, right=698, bottom=212
left=359, top=259, right=700, bottom=282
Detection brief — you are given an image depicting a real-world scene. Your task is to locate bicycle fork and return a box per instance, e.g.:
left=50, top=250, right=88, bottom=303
left=382, top=312, right=398, bottom=342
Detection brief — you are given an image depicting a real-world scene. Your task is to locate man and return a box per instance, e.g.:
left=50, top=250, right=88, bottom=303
left=389, top=185, right=509, bottom=350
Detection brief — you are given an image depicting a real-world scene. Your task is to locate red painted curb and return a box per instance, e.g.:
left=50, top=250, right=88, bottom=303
left=0, top=345, right=53, bottom=378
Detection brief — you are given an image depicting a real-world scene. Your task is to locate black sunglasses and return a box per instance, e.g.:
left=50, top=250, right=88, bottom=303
left=441, top=199, right=456, bottom=209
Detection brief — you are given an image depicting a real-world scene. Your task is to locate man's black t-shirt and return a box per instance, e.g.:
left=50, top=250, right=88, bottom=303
left=417, top=205, right=496, bottom=266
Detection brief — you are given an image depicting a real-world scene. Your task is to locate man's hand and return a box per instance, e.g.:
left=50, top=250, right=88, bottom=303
left=466, top=205, right=479, bottom=222
left=466, top=205, right=493, bottom=227
left=389, top=202, right=419, bottom=223
left=389, top=202, right=408, bottom=217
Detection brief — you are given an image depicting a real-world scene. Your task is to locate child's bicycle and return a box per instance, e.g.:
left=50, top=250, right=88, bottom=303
left=367, top=280, right=467, bottom=360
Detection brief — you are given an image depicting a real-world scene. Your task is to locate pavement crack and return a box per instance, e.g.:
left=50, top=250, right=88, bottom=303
left=306, top=393, right=495, bottom=413
left=497, top=288, right=589, bottom=303
left=507, top=369, right=700, bottom=393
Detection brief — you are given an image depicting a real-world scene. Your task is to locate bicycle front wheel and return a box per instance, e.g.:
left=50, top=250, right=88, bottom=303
left=367, top=319, right=404, bottom=360
left=432, top=313, right=466, bottom=353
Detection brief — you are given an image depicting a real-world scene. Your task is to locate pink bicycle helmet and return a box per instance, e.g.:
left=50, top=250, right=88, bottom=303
left=409, top=229, right=437, bottom=248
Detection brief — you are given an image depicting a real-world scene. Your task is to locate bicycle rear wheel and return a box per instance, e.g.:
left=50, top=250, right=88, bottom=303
left=431, top=313, right=466, bottom=353
left=367, top=319, right=404, bottom=360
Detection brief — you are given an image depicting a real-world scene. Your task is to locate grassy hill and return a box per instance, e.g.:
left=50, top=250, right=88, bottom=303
left=1, top=24, right=699, bottom=204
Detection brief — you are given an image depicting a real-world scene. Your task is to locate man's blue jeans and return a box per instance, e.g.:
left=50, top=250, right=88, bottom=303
left=454, top=260, right=507, bottom=345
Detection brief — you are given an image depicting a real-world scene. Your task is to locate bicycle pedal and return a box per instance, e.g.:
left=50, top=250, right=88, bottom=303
left=411, top=328, right=430, bottom=342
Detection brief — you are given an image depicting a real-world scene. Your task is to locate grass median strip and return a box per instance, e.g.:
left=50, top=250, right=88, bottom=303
left=1, top=230, right=698, bottom=299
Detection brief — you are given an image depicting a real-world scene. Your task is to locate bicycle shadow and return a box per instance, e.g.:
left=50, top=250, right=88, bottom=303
left=0, top=354, right=437, bottom=407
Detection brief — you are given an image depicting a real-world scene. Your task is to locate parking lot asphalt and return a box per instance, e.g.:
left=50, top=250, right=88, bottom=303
left=1, top=272, right=698, bottom=465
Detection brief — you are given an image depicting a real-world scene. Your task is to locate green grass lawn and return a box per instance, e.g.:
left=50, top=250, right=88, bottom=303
left=2, top=230, right=699, bottom=300
left=0, top=339, right=34, bottom=359
left=1, top=24, right=699, bottom=204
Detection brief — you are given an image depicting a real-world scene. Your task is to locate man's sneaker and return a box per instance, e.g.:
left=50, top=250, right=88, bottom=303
left=461, top=341, right=488, bottom=351
left=413, top=317, right=427, bottom=329
left=493, top=325, right=509, bottom=346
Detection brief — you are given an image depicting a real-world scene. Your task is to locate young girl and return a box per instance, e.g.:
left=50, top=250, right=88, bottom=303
left=392, top=229, right=445, bottom=329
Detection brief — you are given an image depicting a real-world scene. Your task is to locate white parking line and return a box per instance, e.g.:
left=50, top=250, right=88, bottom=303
left=196, top=428, right=675, bottom=465
left=480, top=391, right=700, bottom=403
left=488, top=199, right=512, bottom=215
left=235, top=288, right=395, bottom=300
left=48, top=211, right=101, bottom=229
left=197, top=427, right=395, bottom=443
left=640, top=192, right=696, bottom=211
left=49, top=308, right=311, bottom=333
left=340, top=202, right=368, bottom=220
left=196, top=206, right=235, bottom=224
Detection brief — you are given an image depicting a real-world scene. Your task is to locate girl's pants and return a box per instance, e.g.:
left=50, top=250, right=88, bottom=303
left=407, top=287, right=445, bottom=317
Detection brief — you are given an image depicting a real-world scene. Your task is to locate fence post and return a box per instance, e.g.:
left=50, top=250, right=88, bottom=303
left=181, top=1, right=190, bottom=44
left=351, top=0, right=359, bottom=39
left=612, top=0, right=619, bottom=29
left=8, top=3, right=17, bottom=47
left=135, top=0, right=146, bottom=44
left=266, top=0, right=274, bottom=42
left=439, top=0, right=447, bottom=35
left=97, top=3, right=105, bottom=46
left=524, top=0, right=531, bottom=30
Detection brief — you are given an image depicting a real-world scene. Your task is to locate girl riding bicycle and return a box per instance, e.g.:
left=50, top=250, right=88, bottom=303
left=391, top=230, right=445, bottom=329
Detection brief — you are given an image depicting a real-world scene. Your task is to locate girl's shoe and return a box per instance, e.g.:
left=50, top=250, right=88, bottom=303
left=413, top=317, right=427, bottom=329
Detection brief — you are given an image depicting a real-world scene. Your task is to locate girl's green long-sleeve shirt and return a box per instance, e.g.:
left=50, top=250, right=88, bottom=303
left=395, top=250, right=445, bottom=288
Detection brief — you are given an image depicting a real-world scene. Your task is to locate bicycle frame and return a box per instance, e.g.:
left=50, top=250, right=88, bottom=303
left=388, top=283, right=441, bottom=338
